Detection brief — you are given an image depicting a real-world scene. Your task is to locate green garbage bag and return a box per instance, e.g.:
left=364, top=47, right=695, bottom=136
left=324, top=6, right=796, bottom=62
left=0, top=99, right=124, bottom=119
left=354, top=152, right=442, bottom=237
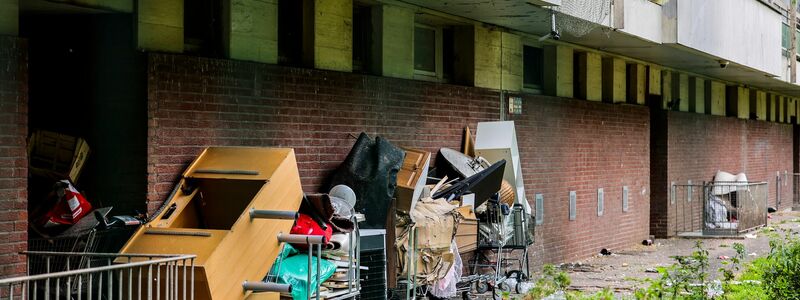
left=275, top=253, right=336, bottom=299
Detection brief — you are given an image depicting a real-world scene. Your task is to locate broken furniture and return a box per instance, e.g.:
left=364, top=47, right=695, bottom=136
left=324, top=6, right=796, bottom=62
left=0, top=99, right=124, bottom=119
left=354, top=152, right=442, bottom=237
left=395, top=148, right=430, bottom=213
left=474, top=121, right=530, bottom=214
left=119, top=147, right=305, bottom=300
left=28, top=129, right=90, bottom=183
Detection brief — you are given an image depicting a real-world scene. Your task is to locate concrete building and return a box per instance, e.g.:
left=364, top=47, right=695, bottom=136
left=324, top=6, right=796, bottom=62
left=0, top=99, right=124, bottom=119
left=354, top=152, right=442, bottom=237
left=1, top=0, right=800, bottom=280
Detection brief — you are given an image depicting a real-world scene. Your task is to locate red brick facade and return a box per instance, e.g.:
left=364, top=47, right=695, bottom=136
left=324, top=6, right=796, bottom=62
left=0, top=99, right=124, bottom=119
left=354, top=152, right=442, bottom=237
left=147, top=53, right=654, bottom=264
left=0, top=37, right=28, bottom=278
left=650, top=111, right=794, bottom=237
left=509, top=97, right=651, bottom=264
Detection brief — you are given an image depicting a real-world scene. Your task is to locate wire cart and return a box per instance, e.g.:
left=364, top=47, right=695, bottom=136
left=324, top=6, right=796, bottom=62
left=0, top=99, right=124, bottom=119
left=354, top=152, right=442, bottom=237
left=467, top=202, right=531, bottom=297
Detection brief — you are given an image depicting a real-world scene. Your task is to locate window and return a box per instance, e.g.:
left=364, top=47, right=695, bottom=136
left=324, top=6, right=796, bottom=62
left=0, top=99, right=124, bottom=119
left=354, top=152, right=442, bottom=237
left=184, top=0, right=223, bottom=57
left=523, top=45, right=544, bottom=91
left=352, top=5, right=372, bottom=73
left=414, top=25, right=437, bottom=76
left=782, top=22, right=790, bottom=56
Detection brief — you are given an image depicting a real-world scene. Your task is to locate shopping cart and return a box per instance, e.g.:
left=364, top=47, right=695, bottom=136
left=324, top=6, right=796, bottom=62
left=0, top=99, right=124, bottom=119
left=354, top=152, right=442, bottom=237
left=465, top=202, right=531, bottom=298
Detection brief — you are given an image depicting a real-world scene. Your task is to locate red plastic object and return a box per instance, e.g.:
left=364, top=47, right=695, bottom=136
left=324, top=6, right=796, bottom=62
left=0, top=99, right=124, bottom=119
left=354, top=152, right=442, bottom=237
left=290, top=213, right=332, bottom=248
left=38, top=180, right=92, bottom=228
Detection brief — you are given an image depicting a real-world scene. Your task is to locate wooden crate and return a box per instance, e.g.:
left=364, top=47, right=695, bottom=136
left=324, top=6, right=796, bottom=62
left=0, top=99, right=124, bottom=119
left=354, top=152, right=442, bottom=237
left=28, top=130, right=90, bottom=182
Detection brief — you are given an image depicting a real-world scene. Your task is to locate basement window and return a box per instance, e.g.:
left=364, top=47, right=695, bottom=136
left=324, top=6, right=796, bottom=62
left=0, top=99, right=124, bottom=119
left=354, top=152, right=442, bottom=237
left=184, top=0, right=223, bottom=57
left=523, top=45, right=544, bottom=92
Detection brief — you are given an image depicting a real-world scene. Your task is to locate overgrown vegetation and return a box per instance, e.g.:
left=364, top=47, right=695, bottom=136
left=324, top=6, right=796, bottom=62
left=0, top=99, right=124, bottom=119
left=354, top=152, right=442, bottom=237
left=526, top=227, right=800, bottom=299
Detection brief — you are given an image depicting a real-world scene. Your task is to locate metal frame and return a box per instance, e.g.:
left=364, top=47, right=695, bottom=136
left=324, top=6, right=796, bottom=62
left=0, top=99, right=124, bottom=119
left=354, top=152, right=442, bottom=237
left=1, top=251, right=196, bottom=300
left=673, top=181, right=768, bottom=237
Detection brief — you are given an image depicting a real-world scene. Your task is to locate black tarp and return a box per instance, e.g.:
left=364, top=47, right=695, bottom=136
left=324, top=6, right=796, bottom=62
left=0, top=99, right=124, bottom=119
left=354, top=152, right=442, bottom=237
left=327, top=133, right=405, bottom=229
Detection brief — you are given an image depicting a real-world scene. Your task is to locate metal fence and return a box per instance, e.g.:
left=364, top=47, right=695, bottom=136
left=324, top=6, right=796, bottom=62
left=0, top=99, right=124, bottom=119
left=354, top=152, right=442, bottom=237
left=673, top=181, right=768, bottom=237
left=0, top=252, right=196, bottom=300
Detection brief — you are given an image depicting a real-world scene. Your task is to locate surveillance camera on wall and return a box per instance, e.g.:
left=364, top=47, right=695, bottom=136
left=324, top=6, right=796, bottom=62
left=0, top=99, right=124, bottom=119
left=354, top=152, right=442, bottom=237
left=551, top=30, right=560, bottom=40
left=718, top=60, right=729, bottom=69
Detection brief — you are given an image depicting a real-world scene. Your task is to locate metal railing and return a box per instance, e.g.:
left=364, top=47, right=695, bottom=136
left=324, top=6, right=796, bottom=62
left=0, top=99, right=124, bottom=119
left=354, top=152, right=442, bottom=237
left=672, top=182, right=705, bottom=236
left=672, top=181, right=768, bottom=237
left=703, top=182, right=768, bottom=236
left=0, top=251, right=196, bottom=300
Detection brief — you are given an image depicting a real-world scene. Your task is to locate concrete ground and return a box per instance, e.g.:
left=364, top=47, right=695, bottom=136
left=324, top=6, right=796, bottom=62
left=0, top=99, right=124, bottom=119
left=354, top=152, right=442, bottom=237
left=564, top=211, right=800, bottom=296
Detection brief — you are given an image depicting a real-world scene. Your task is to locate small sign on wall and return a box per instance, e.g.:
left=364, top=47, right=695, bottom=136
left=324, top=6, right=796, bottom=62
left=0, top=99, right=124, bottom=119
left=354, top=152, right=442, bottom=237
left=508, top=96, right=523, bottom=115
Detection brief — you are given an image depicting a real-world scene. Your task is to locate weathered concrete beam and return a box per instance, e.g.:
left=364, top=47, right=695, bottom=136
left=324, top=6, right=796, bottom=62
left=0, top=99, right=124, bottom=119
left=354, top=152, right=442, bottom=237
left=371, top=5, right=414, bottom=79
left=626, top=63, right=645, bottom=105
left=575, top=51, right=602, bottom=101
left=49, top=0, right=133, bottom=12
left=543, top=45, right=573, bottom=98
left=603, top=57, right=626, bottom=104
left=137, top=0, right=183, bottom=52
left=225, top=0, right=278, bottom=64
left=501, top=32, right=523, bottom=92
left=0, top=0, right=18, bottom=36
left=304, top=0, right=353, bottom=72
left=660, top=70, right=671, bottom=109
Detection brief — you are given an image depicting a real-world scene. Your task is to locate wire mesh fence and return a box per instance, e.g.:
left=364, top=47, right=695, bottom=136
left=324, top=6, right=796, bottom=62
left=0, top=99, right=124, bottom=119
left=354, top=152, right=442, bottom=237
left=673, top=181, right=768, bottom=237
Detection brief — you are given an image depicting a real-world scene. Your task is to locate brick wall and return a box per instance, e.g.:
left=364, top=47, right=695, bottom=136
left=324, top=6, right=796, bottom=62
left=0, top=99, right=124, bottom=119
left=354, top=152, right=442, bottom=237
left=509, top=97, right=651, bottom=264
left=0, top=37, right=28, bottom=278
left=147, top=53, right=655, bottom=266
left=146, top=54, right=501, bottom=212
left=650, top=111, right=793, bottom=237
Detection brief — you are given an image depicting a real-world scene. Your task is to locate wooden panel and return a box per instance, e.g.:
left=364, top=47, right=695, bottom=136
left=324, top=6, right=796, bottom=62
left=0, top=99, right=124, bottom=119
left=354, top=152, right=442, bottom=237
left=395, top=148, right=430, bottom=212
left=184, top=147, right=292, bottom=180
left=205, top=150, right=303, bottom=300
left=118, top=228, right=227, bottom=265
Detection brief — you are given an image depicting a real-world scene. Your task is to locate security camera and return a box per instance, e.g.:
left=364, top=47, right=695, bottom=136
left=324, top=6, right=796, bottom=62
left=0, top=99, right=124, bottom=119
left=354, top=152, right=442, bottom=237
left=718, top=60, right=729, bottom=69
left=551, top=30, right=560, bottom=41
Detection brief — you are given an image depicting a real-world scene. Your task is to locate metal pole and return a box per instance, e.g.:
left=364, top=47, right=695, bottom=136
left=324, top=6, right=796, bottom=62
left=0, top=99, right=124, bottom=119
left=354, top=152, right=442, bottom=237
left=307, top=246, right=312, bottom=300
left=315, top=243, right=321, bottom=300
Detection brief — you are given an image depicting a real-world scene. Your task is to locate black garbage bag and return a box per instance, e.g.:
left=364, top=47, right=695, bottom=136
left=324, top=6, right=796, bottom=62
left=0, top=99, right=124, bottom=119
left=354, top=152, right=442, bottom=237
left=327, top=133, right=405, bottom=229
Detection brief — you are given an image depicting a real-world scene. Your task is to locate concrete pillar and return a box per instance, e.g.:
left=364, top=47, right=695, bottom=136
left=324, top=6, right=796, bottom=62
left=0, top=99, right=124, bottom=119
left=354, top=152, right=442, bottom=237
left=544, top=45, right=573, bottom=98
left=626, top=63, right=645, bottom=105
left=371, top=5, right=414, bottom=79
left=648, top=66, right=661, bottom=96
left=770, top=94, right=777, bottom=121
left=709, top=81, right=725, bottom=116
left=225, top=0, right=278, bottom=63
left=757, top=91, right=767, bottom=121
left=779, top=96, right=786, bottom=122
left=660, top=70, right=671, bottom=109
left=788, top=98, right=796, bottom=123
left=726, top=86, right=749, bottom=119
left=138, top=0, right=183, bottom=52
left=0, top=0, right=18, bottom=36
left=304, top=0, right=353, bottom=72
left=679, top=73, right=690, bottom=110
left=688, top=76, right=703, bottom=113
left=796, top=98, right=800, bottom=124
left=501, top=32, right=523, bottom=92
left=575, top=52, right=602, bottom=101
left=473, top=26, right=501, bottom=90
left=603, top=57, right=626, bottom=104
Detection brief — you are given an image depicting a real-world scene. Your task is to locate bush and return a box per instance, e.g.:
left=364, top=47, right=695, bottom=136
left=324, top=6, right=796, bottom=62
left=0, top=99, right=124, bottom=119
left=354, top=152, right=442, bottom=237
left=761, top=230, right=800, bottom=299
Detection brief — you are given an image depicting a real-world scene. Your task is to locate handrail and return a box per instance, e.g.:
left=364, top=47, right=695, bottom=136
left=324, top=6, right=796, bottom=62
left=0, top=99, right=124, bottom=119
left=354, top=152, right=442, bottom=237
left=0, top=254, right=196, bottom=285
left=22, top=251, right=192, bottom=258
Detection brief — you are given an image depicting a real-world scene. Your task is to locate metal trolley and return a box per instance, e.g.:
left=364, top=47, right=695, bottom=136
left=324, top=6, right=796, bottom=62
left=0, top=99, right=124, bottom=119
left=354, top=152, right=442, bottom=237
left=466, top=202, right=531, bottom=298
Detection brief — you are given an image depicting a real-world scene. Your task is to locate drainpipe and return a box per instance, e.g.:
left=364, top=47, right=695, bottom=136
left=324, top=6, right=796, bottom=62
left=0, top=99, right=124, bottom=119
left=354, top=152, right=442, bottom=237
left=791, top=0, right=797, bottom=83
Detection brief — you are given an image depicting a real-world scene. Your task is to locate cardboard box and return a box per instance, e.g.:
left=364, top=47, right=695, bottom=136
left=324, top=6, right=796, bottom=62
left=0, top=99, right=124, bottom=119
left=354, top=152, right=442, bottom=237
left=455, top=207, right=478, bottom=253
left=28, top=130, right=90, bottom=182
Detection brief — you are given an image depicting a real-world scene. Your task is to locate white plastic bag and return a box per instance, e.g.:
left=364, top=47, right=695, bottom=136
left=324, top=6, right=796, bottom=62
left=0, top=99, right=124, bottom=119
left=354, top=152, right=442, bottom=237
left=429, top=241, right=463, bottom=298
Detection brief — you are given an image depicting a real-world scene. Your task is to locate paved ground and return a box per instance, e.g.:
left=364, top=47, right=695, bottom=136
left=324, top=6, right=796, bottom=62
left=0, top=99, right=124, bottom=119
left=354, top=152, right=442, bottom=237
left=564, top=211, right=800, bottom=296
